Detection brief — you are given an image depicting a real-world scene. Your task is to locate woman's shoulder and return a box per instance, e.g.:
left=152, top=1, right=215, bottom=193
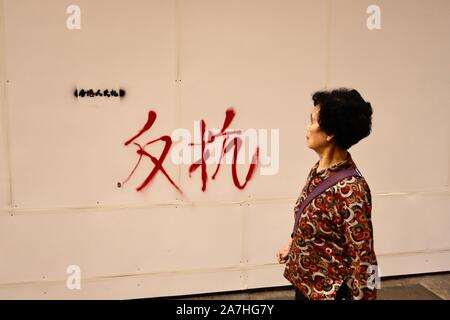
left=334, top=174, right=371, bottom=203
left=334, top=176, right=372, bottom=206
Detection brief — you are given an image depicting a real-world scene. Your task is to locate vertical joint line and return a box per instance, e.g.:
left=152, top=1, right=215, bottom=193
left=325, top=0, right=332, bottom=89
left=175, top=0, right=182, bottom=198
left=0, top=2, right=13, bottom=210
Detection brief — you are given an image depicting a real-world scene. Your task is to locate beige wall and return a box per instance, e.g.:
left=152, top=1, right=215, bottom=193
left=0, top=0, right=449, bottom=299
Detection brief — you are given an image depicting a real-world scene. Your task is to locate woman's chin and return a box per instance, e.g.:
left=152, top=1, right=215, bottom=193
left=306, top=143, right=316, bottom=151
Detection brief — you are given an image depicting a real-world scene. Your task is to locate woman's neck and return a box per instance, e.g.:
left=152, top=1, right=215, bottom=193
left=316, top=147, right=348, bottom=172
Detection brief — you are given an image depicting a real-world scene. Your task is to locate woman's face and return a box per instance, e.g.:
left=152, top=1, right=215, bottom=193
left=306, top=106, right=331, bottom=151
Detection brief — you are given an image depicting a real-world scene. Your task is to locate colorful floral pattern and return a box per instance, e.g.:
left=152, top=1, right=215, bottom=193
left=284, top=152, right=378, bottom=300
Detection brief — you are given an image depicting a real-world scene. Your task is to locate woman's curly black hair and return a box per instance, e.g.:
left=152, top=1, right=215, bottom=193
left=312, top=88, right=373, bottom=150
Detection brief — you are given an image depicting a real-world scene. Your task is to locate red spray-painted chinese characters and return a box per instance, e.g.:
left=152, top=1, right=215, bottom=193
left=120, top=108, right=259, bottom=193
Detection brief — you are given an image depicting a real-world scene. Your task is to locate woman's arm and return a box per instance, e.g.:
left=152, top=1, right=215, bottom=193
left=341, top=180, right=378, bottom=300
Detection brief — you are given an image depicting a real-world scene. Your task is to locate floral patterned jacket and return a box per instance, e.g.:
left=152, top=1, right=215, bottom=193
left=284, top=152, right=378, bottom=300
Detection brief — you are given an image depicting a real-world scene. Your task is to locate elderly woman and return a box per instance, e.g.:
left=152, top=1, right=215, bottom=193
left=277, top=88, right=378, bottom=300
